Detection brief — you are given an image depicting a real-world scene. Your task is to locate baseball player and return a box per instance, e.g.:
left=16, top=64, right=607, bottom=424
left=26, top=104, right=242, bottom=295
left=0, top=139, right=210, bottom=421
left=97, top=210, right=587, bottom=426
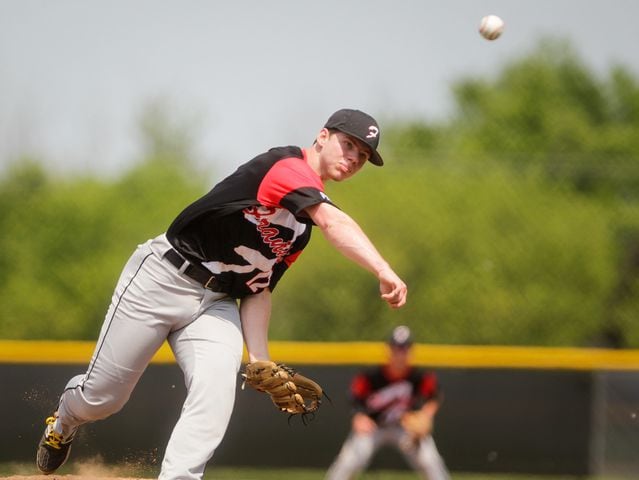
left=36, top=109, right=408, bottom=480
left=325, top=326, right=450, bottom=480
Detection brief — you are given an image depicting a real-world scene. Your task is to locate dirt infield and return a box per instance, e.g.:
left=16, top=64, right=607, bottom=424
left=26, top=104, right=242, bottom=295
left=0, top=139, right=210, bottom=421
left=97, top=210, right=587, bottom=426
left=0, top=459, right=154, bottom=480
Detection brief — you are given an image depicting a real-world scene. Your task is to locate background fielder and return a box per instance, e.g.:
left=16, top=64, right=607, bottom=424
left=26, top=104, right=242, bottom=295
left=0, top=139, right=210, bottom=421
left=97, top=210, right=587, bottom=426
left=35, top=108, right=407, bottom=480
left=325, top=326, right=450, bottom=480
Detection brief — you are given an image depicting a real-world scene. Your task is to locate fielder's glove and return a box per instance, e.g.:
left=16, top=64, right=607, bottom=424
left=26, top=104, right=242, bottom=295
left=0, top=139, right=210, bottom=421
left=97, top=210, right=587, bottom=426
left=401, top=410, right=433, bottom=441
left=241, top=361, right=324, bottom=416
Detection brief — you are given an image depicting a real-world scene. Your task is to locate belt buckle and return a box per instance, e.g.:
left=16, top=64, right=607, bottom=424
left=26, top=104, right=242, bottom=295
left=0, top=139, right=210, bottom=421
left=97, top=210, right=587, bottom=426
left=204, top=276, right=217, bottom=290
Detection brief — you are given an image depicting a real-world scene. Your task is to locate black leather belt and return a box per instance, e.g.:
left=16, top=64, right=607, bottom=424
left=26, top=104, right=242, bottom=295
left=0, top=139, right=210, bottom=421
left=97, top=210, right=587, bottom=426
left=164, top=248, right=222, bottom=292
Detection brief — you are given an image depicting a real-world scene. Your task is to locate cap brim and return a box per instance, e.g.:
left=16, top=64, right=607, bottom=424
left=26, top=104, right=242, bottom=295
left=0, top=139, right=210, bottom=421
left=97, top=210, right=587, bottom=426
left=369, top=151, right=384, bottom=167
left=346, top=132, right=383, bottom=167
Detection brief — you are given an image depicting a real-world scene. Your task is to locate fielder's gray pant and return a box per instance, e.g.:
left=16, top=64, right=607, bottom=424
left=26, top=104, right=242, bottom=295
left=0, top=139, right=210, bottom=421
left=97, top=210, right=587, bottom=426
left=55, top=234, right=243, bottom=480
left=325, top=426, right=450, bottom=480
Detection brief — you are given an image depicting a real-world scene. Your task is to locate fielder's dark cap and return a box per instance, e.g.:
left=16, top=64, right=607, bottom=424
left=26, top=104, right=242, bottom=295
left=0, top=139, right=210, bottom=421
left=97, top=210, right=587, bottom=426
left=324, top=108, right=384, bottom=166
left=388, top=325, right=413, bottom=348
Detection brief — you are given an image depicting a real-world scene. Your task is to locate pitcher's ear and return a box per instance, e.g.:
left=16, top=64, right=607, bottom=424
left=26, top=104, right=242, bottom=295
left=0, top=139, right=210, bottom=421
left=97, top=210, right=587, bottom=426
left=315, top=127, right=331, bottom=147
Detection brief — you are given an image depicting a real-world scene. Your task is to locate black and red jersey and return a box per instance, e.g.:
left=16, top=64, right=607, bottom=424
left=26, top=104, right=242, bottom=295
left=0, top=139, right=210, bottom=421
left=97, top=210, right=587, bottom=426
left=166, top=146, right=334, bottom=298
left=350, top=366, right=439, bottom=426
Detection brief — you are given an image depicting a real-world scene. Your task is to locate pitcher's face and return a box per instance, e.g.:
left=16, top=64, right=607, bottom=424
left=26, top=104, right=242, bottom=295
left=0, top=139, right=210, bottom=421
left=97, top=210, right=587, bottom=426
left=317, top=129, right=370, bottom=181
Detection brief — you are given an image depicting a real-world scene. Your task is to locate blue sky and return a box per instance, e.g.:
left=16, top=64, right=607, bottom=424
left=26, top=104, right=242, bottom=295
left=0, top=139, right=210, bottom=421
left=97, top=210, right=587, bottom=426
left=1, top=0, right=638, bottom=178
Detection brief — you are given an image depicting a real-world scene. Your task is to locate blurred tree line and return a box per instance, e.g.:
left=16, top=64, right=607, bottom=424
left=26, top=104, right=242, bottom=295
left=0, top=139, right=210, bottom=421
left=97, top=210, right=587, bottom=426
left=1, top=39, right=638, bottom=347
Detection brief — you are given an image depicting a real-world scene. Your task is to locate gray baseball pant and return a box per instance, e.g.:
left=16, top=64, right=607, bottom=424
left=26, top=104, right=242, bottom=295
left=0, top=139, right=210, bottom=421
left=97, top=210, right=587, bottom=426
left=325, top=427, right=450, bottom=480
left=54, top=234, right=243, bottom=480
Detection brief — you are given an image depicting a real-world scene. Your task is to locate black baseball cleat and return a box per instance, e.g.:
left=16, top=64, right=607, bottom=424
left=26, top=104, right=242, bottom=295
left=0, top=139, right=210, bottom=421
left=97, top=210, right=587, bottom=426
left=36, top=414, right=75, bottom=475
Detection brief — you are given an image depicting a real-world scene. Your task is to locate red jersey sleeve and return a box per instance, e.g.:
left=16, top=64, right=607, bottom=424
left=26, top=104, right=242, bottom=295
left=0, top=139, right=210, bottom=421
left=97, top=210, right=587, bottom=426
left=419, top=372, right=438, bottom=400
left=350, top=374, right=372, bottom=400
left=257, top=156, right=331, bottom=217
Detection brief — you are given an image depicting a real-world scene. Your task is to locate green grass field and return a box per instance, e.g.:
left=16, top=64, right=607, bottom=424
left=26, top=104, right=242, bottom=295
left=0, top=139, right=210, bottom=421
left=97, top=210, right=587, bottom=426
left=205, top=469, right=630, bottom=480
left=204, top=469, right=610, bottom=480
left=0, top=463, right=632, bottom=480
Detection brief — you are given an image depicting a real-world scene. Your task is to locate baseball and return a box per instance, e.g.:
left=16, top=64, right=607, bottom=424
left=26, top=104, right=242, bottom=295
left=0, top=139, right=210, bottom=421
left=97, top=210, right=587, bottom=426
left=479, top=14, right=504, bottom=40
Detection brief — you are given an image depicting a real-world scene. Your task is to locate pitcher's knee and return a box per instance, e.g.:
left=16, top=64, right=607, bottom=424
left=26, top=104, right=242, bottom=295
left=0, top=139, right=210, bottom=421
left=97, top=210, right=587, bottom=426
left=61, top=385, right=131, bottom=423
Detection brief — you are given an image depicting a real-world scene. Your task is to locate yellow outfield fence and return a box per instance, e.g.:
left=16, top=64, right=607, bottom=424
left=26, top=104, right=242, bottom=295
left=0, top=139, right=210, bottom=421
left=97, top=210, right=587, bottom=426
left=2, top=339, right=639, bottom=371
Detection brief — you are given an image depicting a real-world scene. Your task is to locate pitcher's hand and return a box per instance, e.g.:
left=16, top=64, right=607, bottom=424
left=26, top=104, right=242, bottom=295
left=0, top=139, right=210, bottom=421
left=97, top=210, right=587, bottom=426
left=378, top=267, right=407, bottom=308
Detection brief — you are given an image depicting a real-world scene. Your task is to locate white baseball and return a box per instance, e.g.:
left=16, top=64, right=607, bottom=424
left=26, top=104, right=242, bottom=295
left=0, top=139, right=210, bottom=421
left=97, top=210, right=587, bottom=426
left=479, top=15, right=504, bottom=40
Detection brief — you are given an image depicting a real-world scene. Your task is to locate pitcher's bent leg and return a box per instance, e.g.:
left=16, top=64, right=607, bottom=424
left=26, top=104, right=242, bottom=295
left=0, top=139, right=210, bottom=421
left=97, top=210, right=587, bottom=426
left=56, top=243, right=174, bottom=436
left=160, top=298, right=243, bottom=480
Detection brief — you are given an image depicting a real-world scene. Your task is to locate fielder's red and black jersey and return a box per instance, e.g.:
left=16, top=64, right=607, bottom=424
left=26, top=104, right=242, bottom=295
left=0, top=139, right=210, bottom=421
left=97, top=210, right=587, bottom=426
left=350, top=366, right=439, bottom=426
left=166, top=146, right=334, bottom=298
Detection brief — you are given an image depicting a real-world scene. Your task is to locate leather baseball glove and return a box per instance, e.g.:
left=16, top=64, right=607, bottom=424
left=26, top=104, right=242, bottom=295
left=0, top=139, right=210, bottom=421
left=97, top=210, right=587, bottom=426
left=242, top=360, right=323, bottom=415
left=401, top=410, right=433, bottom=441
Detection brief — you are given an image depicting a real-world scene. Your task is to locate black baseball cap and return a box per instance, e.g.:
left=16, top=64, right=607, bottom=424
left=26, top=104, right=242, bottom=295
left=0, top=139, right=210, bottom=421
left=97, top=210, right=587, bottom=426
left=324, top=109, right=384, bottom=166
left=388, top=325, right=413, bottom=348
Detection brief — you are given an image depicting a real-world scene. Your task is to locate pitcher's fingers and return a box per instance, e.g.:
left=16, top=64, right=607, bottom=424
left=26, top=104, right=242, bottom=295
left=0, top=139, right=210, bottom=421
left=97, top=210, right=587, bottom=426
left=381, top=286, right=407, bottom=308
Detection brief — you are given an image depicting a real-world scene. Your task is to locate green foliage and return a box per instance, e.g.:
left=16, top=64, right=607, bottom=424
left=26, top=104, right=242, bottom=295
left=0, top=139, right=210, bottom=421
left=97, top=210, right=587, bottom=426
left=2, top=39, right=639, bottom=347
left=272, top=159, right=618, bottom=346
left=373, top=38, right=639, bottom=346
left=449, top=39, right=639, bottom=198
left=0, top=156, right=204, bottom=339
